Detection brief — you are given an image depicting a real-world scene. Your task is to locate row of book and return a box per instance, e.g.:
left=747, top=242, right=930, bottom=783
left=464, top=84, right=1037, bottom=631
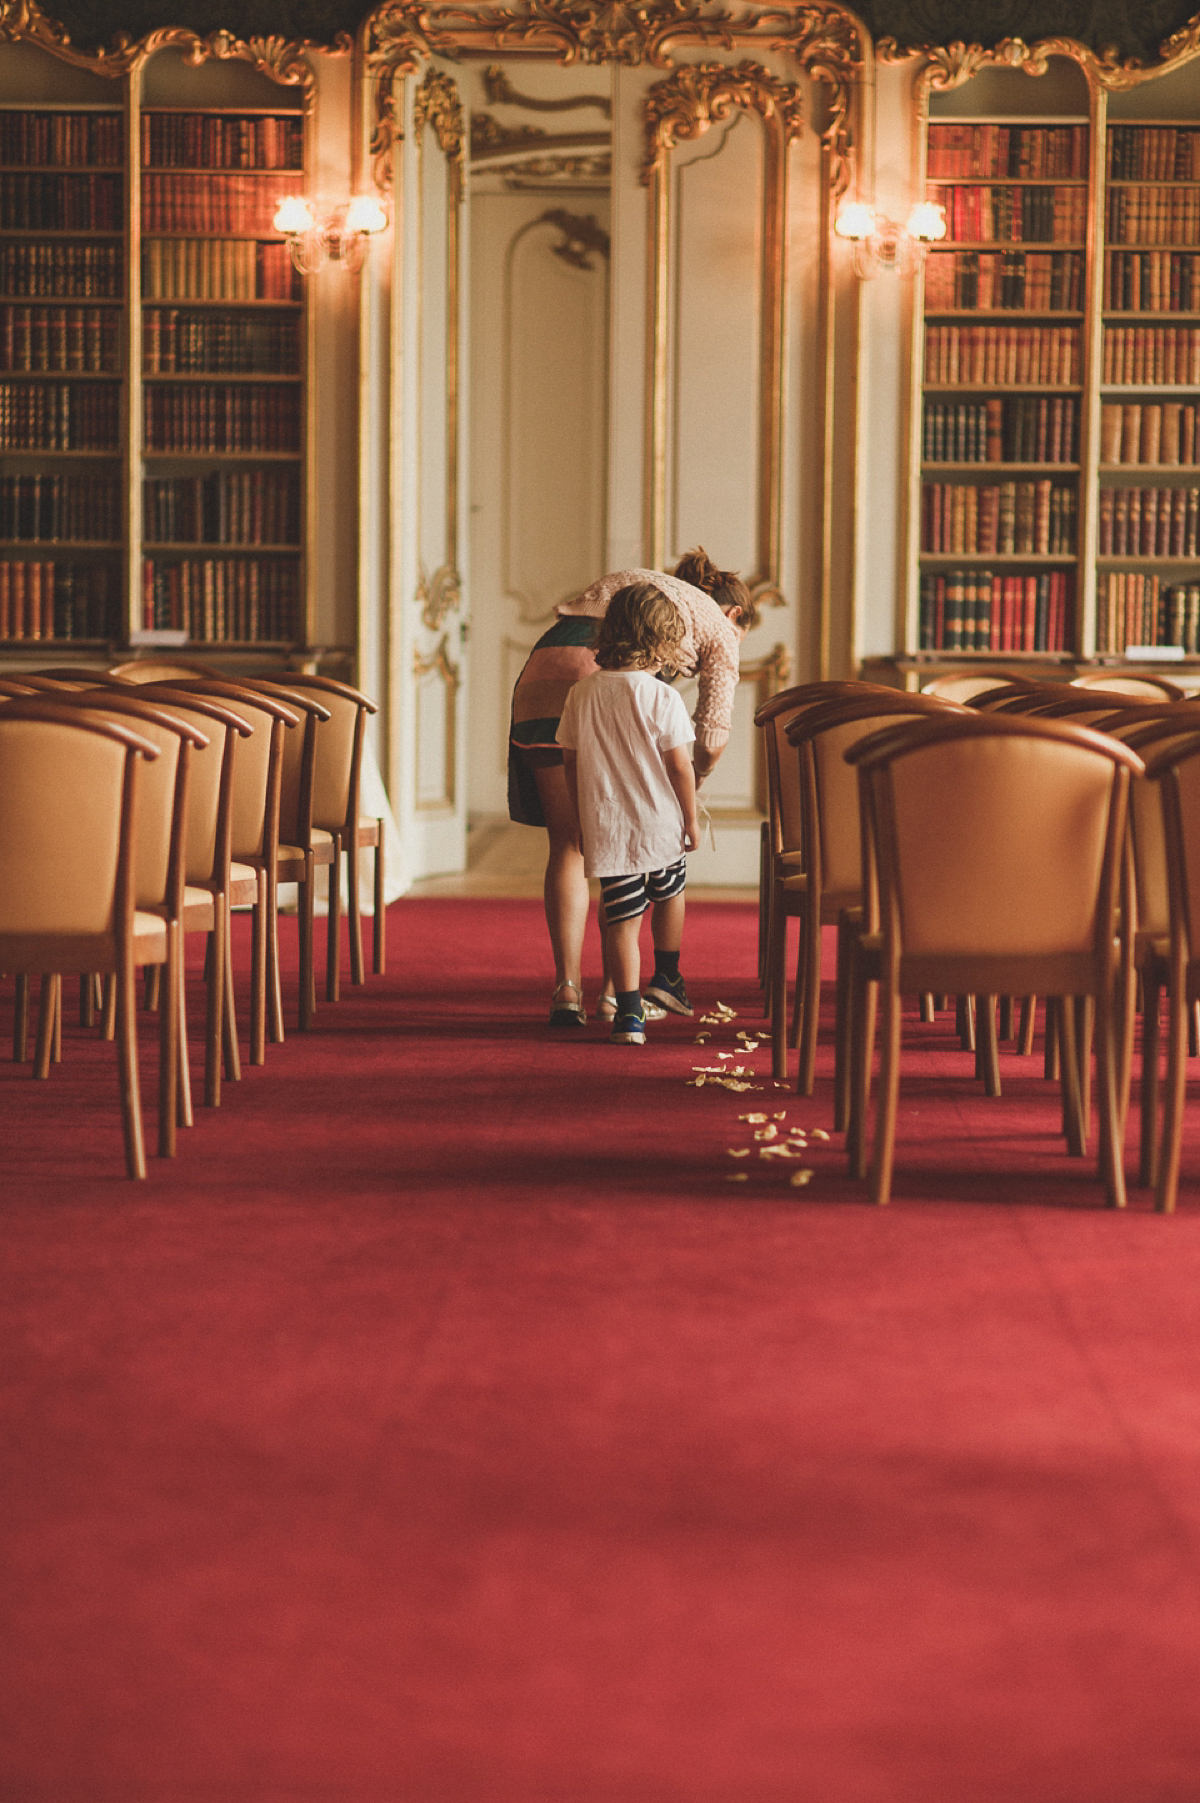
left=1098, top=486, right=1200, bottom=557
left=141, top=556, right=298, bottom=643
left=1106, top=187, right=1200, bottom=249
left=1102, top=325, right=1200, bottom=387
left=0, top=305, right=121, bottom=374
left=923, top=396, right=1078, bottom=465
left=141, top=239, right=298, bottom=303
left=0, top=472, right=119, bottom=542
left=922, top=480, right=1076, bottom=556
left=0, top=380, right=119, bottom=451
left=918, top=570, right=1074, bottom=652
left=143, top=471, right=300, bottom=546
left=1103, top=250, right=1200, bottom=313
left=0, top=559, right=117, bottom=642
left=1099, top=401, right=1200, bottom=466
left=931, top=184, right=1087, bottom=247
left=143, top=309, right=300, bottom=376
left=140, top=172, right=304, bottom=237
left=0, top=111, right=122, bottom=169
left=1108, top=127, right=1200, bottom=182
left=1096, top=571, right=1172, bottom=653
left=0, top=172, right=122, bottom=233
left=143, top=384, right=301, bottom=455
left=924, top=250, right=1085, bottom=313
left=923, top=323, right=1080, bottom=388
left=1143, top=581, right=1200, bottom=653
left=927, top=125, right=1087, bottom=181
left=0, top=241, right=122, bottom=298
left=141, top=113, right=303, bottom=173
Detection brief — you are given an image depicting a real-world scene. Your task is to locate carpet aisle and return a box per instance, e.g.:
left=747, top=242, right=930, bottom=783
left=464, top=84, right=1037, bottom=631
left=5, top=899, right=1200, bottom=1801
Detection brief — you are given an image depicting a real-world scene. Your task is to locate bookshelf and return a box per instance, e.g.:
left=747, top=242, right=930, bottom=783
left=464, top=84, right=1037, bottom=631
left=0, top=79, right=125, bottom=646
left=915, top=84, right=1091, bottom=661
left=0, top=31, right=313, bottom=660
left=1098, top=90, right=1200, bottom=657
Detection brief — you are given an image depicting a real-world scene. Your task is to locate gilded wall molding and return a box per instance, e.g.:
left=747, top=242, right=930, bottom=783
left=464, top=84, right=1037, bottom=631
left=537, top=207, right=610, bottom=267
left=640, top=56, right=805, bottom=183
left=417, top=561, right=462, bottom=630
left=471, top=110, right=608, bottom=156
left=412, top=633, right=461, bottom=811
left=0, top=0, right=134, bottom=70
left=366, top=0, right=866, bottom=194
left=482, top=61, right=611, bottom=112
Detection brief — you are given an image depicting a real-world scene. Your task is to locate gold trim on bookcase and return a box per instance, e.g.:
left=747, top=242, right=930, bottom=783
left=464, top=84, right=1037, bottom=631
left=641, top=60, right=805, bottom=591
left=0, top=0, right=135, bottom=72
left=413, top=632, right=460, bottom=810
left=365, top=0, right=863, bottom=194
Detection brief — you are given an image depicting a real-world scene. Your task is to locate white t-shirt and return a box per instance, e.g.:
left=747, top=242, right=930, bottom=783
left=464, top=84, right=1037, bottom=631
left=556, top=669, right=695, bottom=879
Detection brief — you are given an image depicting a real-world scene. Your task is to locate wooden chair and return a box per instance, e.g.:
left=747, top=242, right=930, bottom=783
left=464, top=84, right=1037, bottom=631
left=0, top=705, right=168, bottom=1178
left=845, top=713, right=1141, bottom=1208
left=753, top=681, right=898, bottom=1077
left=782, top=690, right=960, bottom=1106
left=247, top=673, right=386, bottom=995
left=27, top=689, right=211, bottom=1155
left=1140, top=729, right=1200, bottom=1211
left=108, top=658, right=223, bottom=684
left=921, top=670, right=1033, bottom=703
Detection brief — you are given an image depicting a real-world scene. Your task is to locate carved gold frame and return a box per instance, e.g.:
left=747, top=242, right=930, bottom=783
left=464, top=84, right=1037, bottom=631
left=363, top=0, right=868, bottom=676
left=413, top=632, right=461, bottom=807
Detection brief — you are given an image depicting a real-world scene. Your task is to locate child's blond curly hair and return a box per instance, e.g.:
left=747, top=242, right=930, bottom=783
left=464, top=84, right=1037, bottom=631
left=594, top=581, right=686, bottom=672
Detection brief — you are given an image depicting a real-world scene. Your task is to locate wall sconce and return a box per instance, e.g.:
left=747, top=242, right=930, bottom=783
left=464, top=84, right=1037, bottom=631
left=834, top=199, right=946, bottom=277
left=273, top=194, right=389, bottom=275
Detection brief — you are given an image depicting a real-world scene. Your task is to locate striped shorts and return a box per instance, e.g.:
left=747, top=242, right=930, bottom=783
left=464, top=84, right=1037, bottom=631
left=600, top=856, right=687, bottom=923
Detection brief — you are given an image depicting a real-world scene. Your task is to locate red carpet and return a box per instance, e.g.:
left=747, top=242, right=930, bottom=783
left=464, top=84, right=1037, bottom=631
left=5, top=899, right=1200, bottom=1800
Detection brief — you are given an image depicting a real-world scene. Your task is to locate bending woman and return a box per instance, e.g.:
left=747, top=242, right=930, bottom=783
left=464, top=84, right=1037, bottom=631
left=508, top=548, right=758, bottom=1025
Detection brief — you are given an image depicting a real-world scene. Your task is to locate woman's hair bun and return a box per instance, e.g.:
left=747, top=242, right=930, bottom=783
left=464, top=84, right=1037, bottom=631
left=673, top=547, right=721, bottom=592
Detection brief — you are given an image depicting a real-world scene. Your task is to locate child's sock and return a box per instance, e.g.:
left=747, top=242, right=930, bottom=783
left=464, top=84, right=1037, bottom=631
left=652, top=950, right=680, bottom=985
left=615, top=989, right=642, bottom=1019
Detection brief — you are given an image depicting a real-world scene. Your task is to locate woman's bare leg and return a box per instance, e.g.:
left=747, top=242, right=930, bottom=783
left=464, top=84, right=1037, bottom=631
left=533, top=761, right=590, bottom=998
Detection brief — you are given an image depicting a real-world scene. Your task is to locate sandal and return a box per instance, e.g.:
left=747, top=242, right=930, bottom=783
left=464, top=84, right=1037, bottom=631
left=596, top=993, right=667, bottom=1022
left=549, top=981, right=586, bottom=1027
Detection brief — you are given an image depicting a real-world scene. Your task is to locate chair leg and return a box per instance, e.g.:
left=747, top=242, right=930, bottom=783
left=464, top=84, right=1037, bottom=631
left=250, top=870, right=268, bottom=1067
left=204, top=913, right=225, bottom=1108
left=176, top=953, right=193, bottom=1130
left=1077, top=995, right=1094, bottom=1148
left=956, top=993, right=976, bottom=1054
left=267, top=873, right=285, bottom=1046
left=79, top=972, right=96, bottom=1028
left=347, top=831, right=364, bottom=989
left=768, top=888, right=790, bottom=1080
left=101, top=972, right=116, bottom=1041
left=1044, top=999, right=1059, bottom=1080
left=833, top=914, right=853, bottom=1134
left=1157, top=957, right=1189, bottom=1214
left=33, top=973, right=56, bottom=1079
left=848, top=966, right=877, bottom=1183
left=919, top=992, right=935, bottom=1024
left=977, top=995, right=1001, bottom=1098
left=797, top=904, right=822, bottom=1097
left=326, top=838, right=342, bottom=1004
left=222, top=911, right=241, bottom=1084
left=53, top=977, right=61, bottom=1063
left=116, top=958, right=147, bottom=1181
left=298, top=858, right=316, bottom=1030
left=144, top=964, right=162, bottom=1012
left=372, top=826, right=386, bottom=976
left=13, top=972, right=30, bottom=1061
left=1140, top=968, right=1163, bottom=1188
left=1095, top=978, right=1126, bottom=1211
left=1058, top=998, right=1085, bottom=1157
left=1018, top=996, right=1036, bottom=1057
left=870, top=978, right=902, bottom=1206
left=158, top=935, right=178, bottom=1160
left=998, top=995, right=1015, bottom=1041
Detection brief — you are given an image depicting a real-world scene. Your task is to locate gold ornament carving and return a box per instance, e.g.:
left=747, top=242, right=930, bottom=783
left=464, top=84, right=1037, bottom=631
left=641, top=58, right=805, bottom=184
left=483, top=62, right=612, bottom=114
left=367, top=0, right=864, bottom=194
left=471, top=111, right=608, bottom=158
left=415, top=66, right=466, bottom=158
left=484, top=152, right=612, bottom=185
left=417, top=563, right=463, bottom=631
left=537, top=207, right=611, bottom=266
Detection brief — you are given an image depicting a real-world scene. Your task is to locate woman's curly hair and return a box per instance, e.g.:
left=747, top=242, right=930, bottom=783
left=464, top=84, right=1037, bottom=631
left=674, top=546, right=759, bottom=631
left=594, top=582, right=687, bottom=672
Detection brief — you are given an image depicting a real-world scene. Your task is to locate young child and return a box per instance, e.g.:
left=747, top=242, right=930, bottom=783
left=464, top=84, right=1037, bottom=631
left=556, top=581, right=702, bottom=1045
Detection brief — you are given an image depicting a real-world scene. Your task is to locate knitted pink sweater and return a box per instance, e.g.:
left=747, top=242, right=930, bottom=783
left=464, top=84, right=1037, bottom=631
left=557, top=568, right=741, bottom=751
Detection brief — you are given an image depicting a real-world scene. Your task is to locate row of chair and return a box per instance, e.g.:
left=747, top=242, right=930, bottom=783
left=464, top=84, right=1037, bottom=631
left=0, top=659, right=386, bottom=1178
left=755, top=668, right=1200, bottom=1211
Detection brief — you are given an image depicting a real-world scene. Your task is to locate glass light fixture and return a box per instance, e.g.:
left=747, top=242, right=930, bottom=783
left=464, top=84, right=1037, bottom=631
left=834, top=197, right=946, bottom=276
left=273, top=194, right=389, bottom=275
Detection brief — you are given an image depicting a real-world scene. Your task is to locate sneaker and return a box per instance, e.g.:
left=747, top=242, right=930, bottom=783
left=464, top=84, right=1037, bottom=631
left=610, top=1009, right=646, bottom=1045
left=644, top=970, right=693, bottom=1016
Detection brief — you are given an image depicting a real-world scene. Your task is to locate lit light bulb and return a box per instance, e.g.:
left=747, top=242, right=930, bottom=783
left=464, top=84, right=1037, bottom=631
left=906, top=200, right=947, bottom=243
left=344, top=196, right=388, bottom=236
left=834, top=201, right=876, bottom=242
left=273, top=195, right=315, bottom=236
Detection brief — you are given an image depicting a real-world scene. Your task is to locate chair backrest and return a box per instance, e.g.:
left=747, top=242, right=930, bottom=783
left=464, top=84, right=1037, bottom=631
left=108, top=658, right=222, bottom=684
left=248, top=674, right=372, bottom=836
left=13, top=691, right=209, bottom=914
left=785, top=692, right=959, bottom=903
left=921, top=671, right=1030, bottom=702
left=962, top=677, right=1047, bottom=709
left=1143, top=730, right=1200, bottom=964
left=0, top=677, right=40, bottom=698
left=28, top=667, right=134, bottom=686
left=125, top=685, right=254, bottom=887
left=1025, top=694, right=1151, bottom=729
left=1072, top=671, right=1186, bottom=700
left=0, top=706, right=158, bottom=940
left=135, top=679, right=301, bottom=864
left=847, top=715, right=1141, bottom=981
left=754, top=681, right=897, bottom=858
left=974, top=682, right=1086, bottom=714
